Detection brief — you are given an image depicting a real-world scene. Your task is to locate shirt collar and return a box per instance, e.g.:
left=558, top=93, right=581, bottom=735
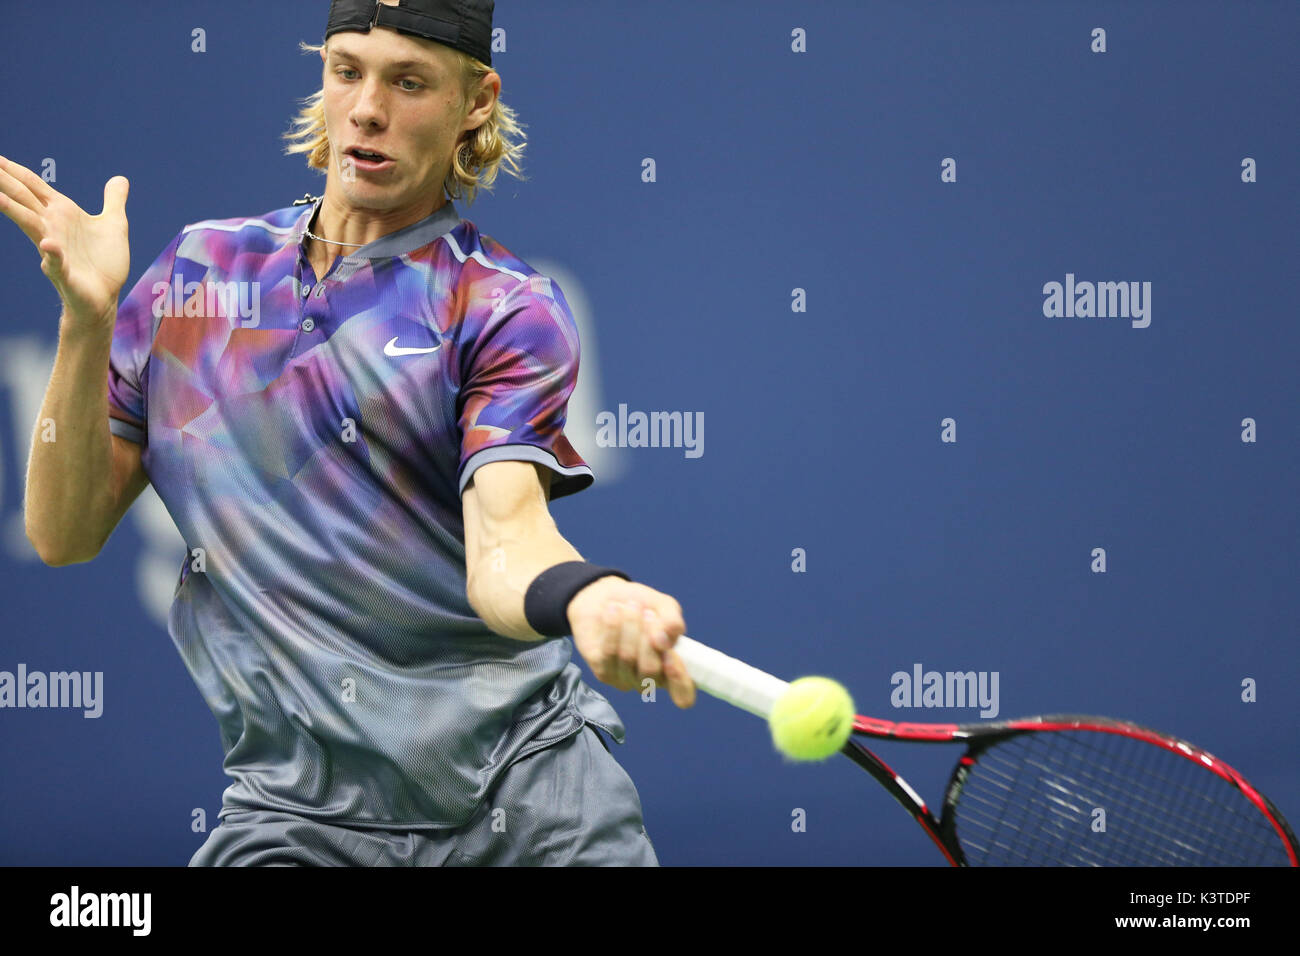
left=293, top=195, right=462, bottom=260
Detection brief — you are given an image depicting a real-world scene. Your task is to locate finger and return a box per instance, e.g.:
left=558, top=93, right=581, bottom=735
left=102, top=175, right=129, bottom=216
left=0, top=165, right=45, bottom=217
left=661, top=647, right=696, bottom=709
left=616, top=600, right=644, bottom=691
left=637, top=608, right=666, bottom=683
left=599, top=600, right=625, bottom=689
left=1, top=195, right=45, bottom=246
left=653, top=597, right=687, bottom=646
left=0, top=155, right=56, bottom=208
left=39, top=238, right=64, bottom=272
left=0, top=174, right=46, bottom=245
left=39, top=240, right=64, bottom=280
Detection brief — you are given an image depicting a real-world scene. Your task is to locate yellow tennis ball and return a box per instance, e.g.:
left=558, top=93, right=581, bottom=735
left=769, top=677, right=855, bottom=761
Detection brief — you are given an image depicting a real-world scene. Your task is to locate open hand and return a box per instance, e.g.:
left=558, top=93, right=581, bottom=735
left=0, top=155, right=130, bottom=331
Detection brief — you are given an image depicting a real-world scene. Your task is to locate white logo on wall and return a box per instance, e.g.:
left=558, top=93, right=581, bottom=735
left=1042, top=273, right=1151, bottom=328
left=891, top=663, right=1000, bottom=719
left=0, top=336, right=186, bottom=629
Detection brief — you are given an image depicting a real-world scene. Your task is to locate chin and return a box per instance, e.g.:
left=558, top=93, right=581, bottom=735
left=339, top=182, right=399, bottom=206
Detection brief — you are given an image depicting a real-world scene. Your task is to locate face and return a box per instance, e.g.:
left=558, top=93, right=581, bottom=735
left=319, top=17, right=495, bottom=215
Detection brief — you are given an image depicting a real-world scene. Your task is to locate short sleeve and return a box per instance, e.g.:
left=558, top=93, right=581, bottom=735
left=108, top=231, right=183, bottom=445
left=456, top=273, right=594, bottom=500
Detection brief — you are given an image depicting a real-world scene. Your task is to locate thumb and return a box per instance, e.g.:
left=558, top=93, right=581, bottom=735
left=103, top=175, right=129, bottom=214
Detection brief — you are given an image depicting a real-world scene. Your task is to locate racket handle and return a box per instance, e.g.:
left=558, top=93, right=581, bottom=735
left=672, top=636, right=791, bottom=720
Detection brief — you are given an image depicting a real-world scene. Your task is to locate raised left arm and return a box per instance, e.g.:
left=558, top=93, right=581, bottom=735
left=463, top=459, right=694, bottom=707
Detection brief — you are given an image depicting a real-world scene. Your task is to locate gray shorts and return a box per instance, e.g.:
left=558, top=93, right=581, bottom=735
left=189, top=725, right=659, bottom=866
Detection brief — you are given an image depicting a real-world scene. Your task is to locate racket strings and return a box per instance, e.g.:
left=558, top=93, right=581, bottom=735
left=948, top=730, right=1291, bottom=866
left=987, top=739, right=1270, bottom=865
left=963, top=734, right=1276, bottom=865
left=965, top=744, right=1260, bottom=863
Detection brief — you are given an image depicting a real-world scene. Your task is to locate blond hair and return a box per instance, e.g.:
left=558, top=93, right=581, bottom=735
left=283, top=39, right=527, bottom=205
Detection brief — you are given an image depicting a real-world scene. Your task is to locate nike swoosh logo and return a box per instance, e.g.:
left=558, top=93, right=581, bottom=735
left=384, top=337, right=442, bottom=357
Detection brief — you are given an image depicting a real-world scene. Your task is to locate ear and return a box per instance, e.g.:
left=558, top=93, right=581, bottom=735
left=464, top=73, right=500, bottom=132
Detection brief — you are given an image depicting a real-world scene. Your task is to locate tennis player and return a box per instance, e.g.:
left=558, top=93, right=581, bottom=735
left=5, top=0, right=694, bottom=866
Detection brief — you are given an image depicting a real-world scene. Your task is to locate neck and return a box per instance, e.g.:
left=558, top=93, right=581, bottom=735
left=311, top=192, right=446, bottom=251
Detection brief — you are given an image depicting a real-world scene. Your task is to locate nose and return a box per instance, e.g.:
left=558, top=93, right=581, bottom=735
left=349, top=76, right=389, bottom=130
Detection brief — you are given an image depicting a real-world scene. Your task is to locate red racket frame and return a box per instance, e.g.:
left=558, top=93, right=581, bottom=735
left=839, top=713, right=1300, bottom=867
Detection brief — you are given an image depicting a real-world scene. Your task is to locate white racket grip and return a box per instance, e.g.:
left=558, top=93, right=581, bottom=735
left=673, top=636, right=791, bottom=720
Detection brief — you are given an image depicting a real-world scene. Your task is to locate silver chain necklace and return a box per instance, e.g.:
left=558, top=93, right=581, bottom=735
left=304, top=227, right=366, bottom=247
left=293, top=194, right=367, bottom=247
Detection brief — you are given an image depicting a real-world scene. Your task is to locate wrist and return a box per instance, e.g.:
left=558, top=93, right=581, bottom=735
left=565, top=574, right=620, bottom=621
left=524, top=561, right=630, bottom=637
left=60, top=301, right=118, bottom=338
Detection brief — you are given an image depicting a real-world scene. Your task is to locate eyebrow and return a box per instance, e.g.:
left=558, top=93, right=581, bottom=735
left=328, top=48, right=438, bottom=72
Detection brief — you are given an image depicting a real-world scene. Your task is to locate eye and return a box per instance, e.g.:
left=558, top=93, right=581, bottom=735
left=399, top=79, right=424, bottom=91
left=336, top=67, right=359, bottom=79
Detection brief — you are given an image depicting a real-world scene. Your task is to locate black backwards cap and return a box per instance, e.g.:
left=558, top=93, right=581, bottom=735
left=325, top=0, right=494, bottom=67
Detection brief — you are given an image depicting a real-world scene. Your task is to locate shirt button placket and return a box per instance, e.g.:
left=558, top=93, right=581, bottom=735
left=300, top=279, right=317, bottom=333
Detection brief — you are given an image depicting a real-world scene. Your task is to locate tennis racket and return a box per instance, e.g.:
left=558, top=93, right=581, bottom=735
left=672, top=636, right=1299, bottom=866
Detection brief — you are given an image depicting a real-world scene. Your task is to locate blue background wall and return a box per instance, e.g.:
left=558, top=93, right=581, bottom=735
left=0, top=0, right=1295, bottom=866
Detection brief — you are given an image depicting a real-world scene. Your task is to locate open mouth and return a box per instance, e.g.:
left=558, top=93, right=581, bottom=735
left=346, top=148, right=394, bottom=169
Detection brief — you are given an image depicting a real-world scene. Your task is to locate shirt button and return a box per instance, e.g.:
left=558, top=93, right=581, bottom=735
left=301, top=318, right=316, bottom=332
left=302, top=284, right=312, bottom=298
